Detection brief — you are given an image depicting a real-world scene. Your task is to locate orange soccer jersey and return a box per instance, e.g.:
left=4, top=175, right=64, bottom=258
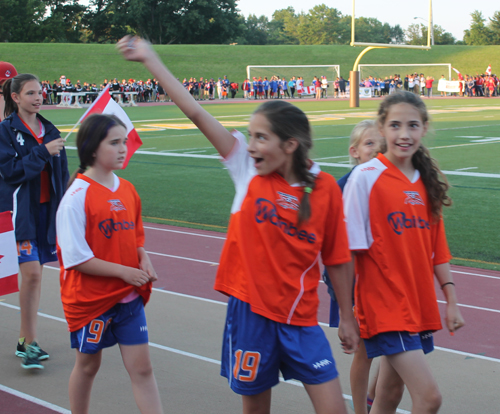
left=56, top=174, right=151, bottom=332
left=214, top=132, right=351, bottom=326
left=343, top=154, right=451, bottom=339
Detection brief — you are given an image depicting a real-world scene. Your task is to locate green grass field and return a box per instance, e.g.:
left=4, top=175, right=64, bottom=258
left=2, top=43, right=500, bottom=86
left=41, top=97, right=500, bottom=271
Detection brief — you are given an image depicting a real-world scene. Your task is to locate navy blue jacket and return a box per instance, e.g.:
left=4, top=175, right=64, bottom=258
left=0, top=112, right=69, bottom=244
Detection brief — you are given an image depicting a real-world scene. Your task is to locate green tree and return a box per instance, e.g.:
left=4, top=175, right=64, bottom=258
left=128, top=0, right=241, bottom=44
left=464, top=10, right=494, bottom=45
left=268, top=7, right=299, bottom=45
left=0, top=0, right=45, bottom=42
left=406, top=23, right=455, bottom=45
left=295, top=4, right=346, bottom=45
left=236, top=14, right=269, bottom=45
left=489, top=11, right=500, bottom=44
left=41, top=0, right=86, bottom=43
left=82, top=0, right=135, bottom=43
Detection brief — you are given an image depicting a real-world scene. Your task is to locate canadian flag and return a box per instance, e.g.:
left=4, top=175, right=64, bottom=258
left=486, top=65, right=492, bottom=75
left=78, top=85, right=142, bottom=168
left=0, top=211, right=19, bottom=296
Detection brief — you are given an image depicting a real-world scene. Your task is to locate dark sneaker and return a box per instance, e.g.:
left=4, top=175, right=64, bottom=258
left=16, top=340, right=49, bottom=360
left=30, top=341, right=49, bottom=361
left=21, top=344, right=44, bottom=370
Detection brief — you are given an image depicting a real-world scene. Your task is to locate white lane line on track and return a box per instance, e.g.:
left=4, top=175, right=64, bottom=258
left=437, top=300, right=500, bottom=313
left=143, top=226, right=226, bottom=240
left=451, top=270, right=500, bottom=280
left=146, top=251, right=219, bottom=265
left=0, top=384, right=71, bottom=414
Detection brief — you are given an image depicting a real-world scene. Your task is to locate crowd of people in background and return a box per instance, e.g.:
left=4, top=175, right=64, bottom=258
left=452, top=71, right=499, bottom=98
left=41, top=70, right=499, bottom=106
left=240, top=75, right=350, bottom=100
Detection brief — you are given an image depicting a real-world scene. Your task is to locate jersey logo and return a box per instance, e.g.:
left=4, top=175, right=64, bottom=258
left=108, top=199, right=126, bottom=211
left=387, top=212, right=430, bottom=235
left=255, top=198, right=316, bottom=244
left=276, top=191, right=299, bottom=211
left=404, top=191, right=424, bottom=206
left=98, top=218, right=135, bottom=239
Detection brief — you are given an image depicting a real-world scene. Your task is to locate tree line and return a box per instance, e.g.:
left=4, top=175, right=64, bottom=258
left=0, top=1, right=499, bottom=46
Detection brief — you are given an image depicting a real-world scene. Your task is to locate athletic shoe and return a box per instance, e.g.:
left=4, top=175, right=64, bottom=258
left=30, top=341, right=49, bottom=361
left=16, top=340, right=49, bottom=360
left=21, top=344, right=44, bottom=370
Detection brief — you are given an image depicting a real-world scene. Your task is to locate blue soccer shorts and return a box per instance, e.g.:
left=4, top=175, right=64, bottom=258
left=71, top=296, right=148, bottom=354
left=221, top=297, right=338, bottom=396
left=17, top=203, right=57, bottom=265
left=364, top=331, right=434, bottom=359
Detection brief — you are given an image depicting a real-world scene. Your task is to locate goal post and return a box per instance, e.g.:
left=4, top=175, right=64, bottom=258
left=246, top=65, right=340, bottom=95
left=359, top=63, right=451, bottom=95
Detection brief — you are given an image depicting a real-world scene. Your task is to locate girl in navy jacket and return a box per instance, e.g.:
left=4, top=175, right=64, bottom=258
left=0, top=73, right=68, bottom=369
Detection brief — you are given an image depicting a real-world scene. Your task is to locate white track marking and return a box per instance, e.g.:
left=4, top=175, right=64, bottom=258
left=146, top=251, right=219, bottom=265
left=0, top=384, right=71, bottom=414
left=455, top=167, right=478, bottom=171
left=456, top=136, right=483, bottom=138
left=437, top=300, right=500, bottom=313
left=452, top=270, right=500, bottom=280
left=143, top=226, right=226, bottom=240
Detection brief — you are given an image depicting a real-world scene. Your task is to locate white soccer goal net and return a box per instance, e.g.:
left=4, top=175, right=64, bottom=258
left=246, top=65, right=340, bottom=94
left=359, top=64, right=452, bottom=95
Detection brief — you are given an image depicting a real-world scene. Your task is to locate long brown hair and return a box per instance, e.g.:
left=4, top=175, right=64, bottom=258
left=67, top=114, right=126, bottom=189
left=2, top=73, right=39, bottom=118
left=377, top=91, right=452, bottom=219
left=253, top=100, right=315, bottom=226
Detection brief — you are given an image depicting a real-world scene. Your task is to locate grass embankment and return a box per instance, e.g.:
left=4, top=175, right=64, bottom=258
left=1, top=43, right=500, bottom=84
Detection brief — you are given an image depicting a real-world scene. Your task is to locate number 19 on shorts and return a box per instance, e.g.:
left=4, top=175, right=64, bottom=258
left=233, top=350, right=261, bottom=382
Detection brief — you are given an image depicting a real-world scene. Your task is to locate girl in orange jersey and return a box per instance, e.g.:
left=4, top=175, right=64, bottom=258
left=118, top=36, right=359, bottom=414
left=324, top=120, right=390, bottom=414
left=343, top=91, right=465, bottom=414
left=56, top=114, right=163, bottom=414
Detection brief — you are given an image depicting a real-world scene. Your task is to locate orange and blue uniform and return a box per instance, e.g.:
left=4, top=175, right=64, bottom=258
left=56, top=174, right=151, bottom=333
left=343, top=153, right=451, bottom=340
left=217, top=131, right=351, bottom=394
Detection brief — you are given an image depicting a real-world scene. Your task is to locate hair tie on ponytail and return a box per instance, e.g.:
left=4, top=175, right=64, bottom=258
left=304, top=186, right=313, bottom=194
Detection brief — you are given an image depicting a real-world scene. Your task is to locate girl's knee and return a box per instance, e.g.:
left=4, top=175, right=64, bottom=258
left=424, top=389, right=442, bottom=412
left=78, top=360, right=100, bottom=378
left=126, top=359, right=153, bottom=378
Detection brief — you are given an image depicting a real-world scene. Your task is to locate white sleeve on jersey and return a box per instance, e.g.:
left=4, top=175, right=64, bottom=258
left=343, top=158, right=386, bottom=250
left=222, top=130, right=256, bottom=214
left=56, top=179, right=95, bottom=269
